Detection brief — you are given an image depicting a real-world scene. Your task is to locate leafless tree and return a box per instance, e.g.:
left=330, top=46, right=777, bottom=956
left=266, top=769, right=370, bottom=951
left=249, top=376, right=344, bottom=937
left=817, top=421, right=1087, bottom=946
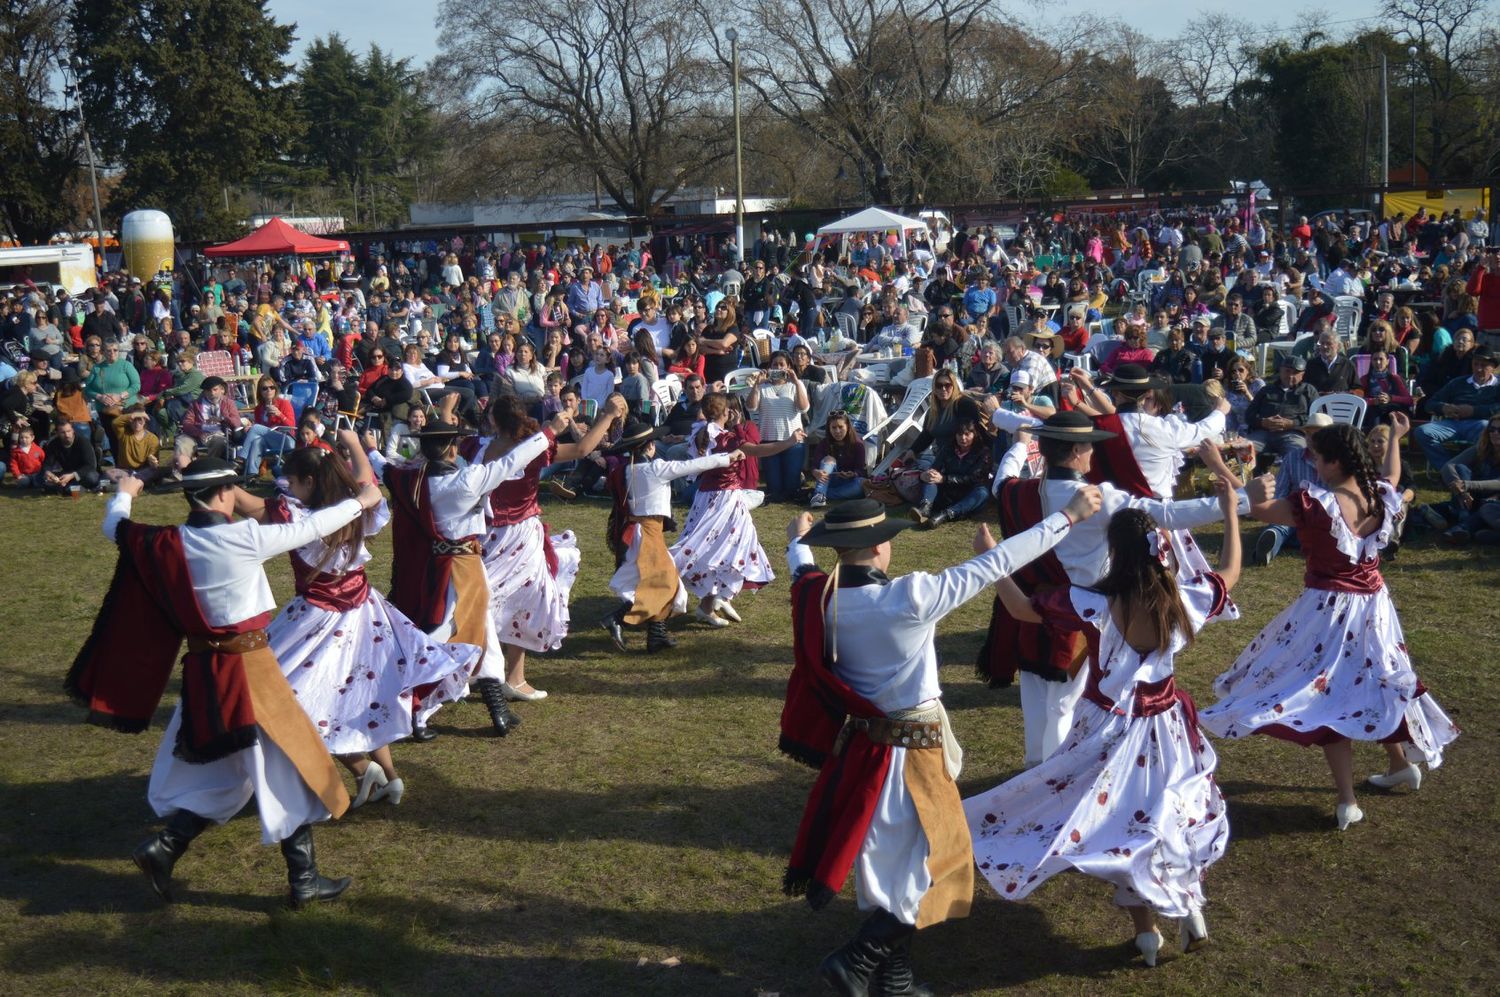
left=1160, top=13, right=1262, bottom=107
left=435, top=0, right=732, bottom=216
left=1383, top=0, right=1491, bottom=175
left=1070, top=28, right=1192, bottom=190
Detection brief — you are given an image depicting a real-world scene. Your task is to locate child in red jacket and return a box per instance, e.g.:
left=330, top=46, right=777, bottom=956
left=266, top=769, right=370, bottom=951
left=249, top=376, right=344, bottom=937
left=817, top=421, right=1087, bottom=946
left=8, top=424, right=45, bottom=486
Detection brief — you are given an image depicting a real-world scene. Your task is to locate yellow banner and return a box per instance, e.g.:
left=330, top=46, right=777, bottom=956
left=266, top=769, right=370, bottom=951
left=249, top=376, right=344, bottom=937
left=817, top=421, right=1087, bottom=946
left=1382, top=187, right=1490, bottom=219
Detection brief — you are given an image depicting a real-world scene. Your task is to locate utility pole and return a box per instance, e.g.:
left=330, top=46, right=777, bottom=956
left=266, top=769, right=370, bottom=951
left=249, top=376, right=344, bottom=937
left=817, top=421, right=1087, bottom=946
left=1380, top=51, right=1389, bottom=200
left=726, top=27, right=745, bottom=264
left=65, top=57, right=106, bottom=275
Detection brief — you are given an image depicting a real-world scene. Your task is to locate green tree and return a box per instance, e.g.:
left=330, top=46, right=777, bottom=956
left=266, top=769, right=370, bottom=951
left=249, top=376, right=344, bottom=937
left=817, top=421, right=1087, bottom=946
left=288, top=34, right=438, bottom=229
left=70, top=0, right=296, bottom=240
left=0, top=0, right=86, bottom=244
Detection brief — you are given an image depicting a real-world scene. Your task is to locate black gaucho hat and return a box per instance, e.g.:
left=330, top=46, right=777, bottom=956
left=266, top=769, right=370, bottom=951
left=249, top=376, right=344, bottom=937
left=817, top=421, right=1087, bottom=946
left=799, top=498, right=915, bottom=548
left=1033, top=409, right=1117, bottom=443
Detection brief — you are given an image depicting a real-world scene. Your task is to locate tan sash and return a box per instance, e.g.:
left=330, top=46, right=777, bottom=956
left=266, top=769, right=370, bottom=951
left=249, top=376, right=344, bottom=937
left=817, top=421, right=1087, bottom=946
left=906, top=746, right=974, bottom=929
left=625, top=517, right=680, bottom=625
left=241, top=646, right=350, bottom=819
left=447, top=552, right=491, bottom=656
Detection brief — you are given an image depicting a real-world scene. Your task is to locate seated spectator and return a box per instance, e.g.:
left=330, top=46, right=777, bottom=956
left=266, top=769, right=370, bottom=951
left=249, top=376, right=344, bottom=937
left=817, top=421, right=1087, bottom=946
left=8, top=423, right=45, bottom=487
left=155, top=348, right=204, bottom=429
left=1150, top=327, right=1196, bottom=384
left=1058, top=306, right=1091, bottom=354
left=41, top=420, right=99, bottom=493
left=540, top=372, right=568, bottom=422
left=1355, top=320, right=1411, bottom=380
left=53, top=369, right=94, bottom=442
left=911, top=418, right=992, bottom=528
left=85, top=339, right=141, bottom=457
left=296, top=410, right=336, bottom=453
left=869, top=304, right=921, bottom=353
left=103, top=405, right=161, bottom=486
left=1099, top=323, right=1155, bottom=378
left=1249, top=412, right=1333, bottom=565
left=1360, top=348, right=1414, bottom=428
left=1001, top=335, right=1056, bottom=392
left=1415, top=345, right=1500, bottom=472
left=1251, top=284, right=1284, bottom=343
left=403, top=343, right=479, bottom=425
left=789, top=343, right=828, bottom=385
left=1435, top=412, right=1500, bottom=545
left=137, top=349, right=173, bottom=404
left=962, top=273, right=997, bottom=326
left=382, top=402, right=428, bottom=461
left=1245, top=355, right=1320, bottom=460
left=505, top=340, right=548, bottom=407
left=2, top=370, right=46, bottom=439
left=240, top=376, right=297, bottom=481
left=434, top=333, right=484, bottom=397
left=277, top=340, right=321, bottom=387
left=1306, top=331, right=1354, bottom=393
left=617, top=351, right=654, bottom=416
left=171, top=376, right=246, bottom=476
left=808, top=410, right=867, bottom=507
left=965, top=341, right=1010, bottom=394
left=578, top=346, right=618, bottom=413
left=668, top=335, right=706, bottom=380
left=1221, top=355, right=1265, bottom=434
left=890, top=345, right=937, bottom=395
left=658, top=374, right=706, bottom=460
left=1198, top=327, right=1237, bottom=383
left=1218, top=292, right=1257, bottom=353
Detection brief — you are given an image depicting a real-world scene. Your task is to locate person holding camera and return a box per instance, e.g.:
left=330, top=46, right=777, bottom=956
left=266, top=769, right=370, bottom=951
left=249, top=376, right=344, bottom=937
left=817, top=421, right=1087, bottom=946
left=746, top=351, right=809, bottom=502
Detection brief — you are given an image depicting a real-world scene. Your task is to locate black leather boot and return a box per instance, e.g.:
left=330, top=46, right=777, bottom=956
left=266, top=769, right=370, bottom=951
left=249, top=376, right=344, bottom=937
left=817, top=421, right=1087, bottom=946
left=869, top=931, right=933, bottom=997
left=475, top=677, right=522, bottom=735
left=645, top=620, right=676, bottom=654
left=133, top=809, right=212, bottom=902
left=818, top=908, right=912, bottom=997
left=925, top=508, right=953, bottom=530
left=281, top=824, right=351, bottom=909
left=909, top=501, right=932, bottom=525
left=599, top=602, right=630, bottom=651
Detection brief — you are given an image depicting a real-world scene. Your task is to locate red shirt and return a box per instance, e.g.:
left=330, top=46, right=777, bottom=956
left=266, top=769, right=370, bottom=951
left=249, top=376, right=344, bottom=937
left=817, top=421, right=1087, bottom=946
left=253, top=397, right=295, bottom=427
left=9, top=441, right=44, bottom=477
left=1466, top=267, right=1500, bottom=330
left=1060, top=323, right=1090, bottom=354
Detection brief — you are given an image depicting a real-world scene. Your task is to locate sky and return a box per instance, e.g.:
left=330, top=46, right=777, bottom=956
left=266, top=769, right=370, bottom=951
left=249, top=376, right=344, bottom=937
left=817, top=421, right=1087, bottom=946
left=266, top=1, right=1387, bottom=67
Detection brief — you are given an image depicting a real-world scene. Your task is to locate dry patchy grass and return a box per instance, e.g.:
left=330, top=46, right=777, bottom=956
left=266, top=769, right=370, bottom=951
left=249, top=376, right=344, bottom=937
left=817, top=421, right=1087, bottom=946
left=0, top=485, right=1496, bottom=995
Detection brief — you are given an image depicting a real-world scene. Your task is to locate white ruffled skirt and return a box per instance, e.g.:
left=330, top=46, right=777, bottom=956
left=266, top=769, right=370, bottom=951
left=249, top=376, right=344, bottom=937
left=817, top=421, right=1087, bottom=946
left=669, top=488, right=773, bottom=600
left=483, top=518, right=580, bottom=653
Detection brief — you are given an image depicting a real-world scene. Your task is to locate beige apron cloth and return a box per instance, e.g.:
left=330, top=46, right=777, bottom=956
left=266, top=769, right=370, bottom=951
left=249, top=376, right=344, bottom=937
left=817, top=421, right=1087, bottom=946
left=447, top=552, right=491, bottom=660
left=625, top=517, right=680, bottom=625
left=241, top=646, right=350, bottom=818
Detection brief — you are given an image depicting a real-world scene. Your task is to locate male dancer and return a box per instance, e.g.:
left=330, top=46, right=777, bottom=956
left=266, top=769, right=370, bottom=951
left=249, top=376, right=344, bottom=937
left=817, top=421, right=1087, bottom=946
left=68, top=458, right=383, bottom=906
left=780, top=492, right=1101, bottom=995
left=369, top=422, right=550, bottom=737
left=978, top=407, right=1249, bottom=767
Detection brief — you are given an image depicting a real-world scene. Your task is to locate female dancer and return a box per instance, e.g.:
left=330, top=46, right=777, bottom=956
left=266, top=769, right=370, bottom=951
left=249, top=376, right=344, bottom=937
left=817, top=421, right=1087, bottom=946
left=477, top=393, right=626, bottom=700
left=965, top=479, right=1241, bottom=967
left=1201, top=414, right=1460, bottom=830
left=243, top=431, right=481, bottom=807
left=670, top=391, right=803, bottom=628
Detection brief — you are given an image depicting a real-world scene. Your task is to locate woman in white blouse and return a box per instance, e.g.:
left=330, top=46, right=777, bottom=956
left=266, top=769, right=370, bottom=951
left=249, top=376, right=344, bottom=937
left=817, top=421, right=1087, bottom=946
left=504, top=340, right=548, bottom=406
left=746, top=350, right=810, bottom=501
left=403, top=343, right=479, bottom=425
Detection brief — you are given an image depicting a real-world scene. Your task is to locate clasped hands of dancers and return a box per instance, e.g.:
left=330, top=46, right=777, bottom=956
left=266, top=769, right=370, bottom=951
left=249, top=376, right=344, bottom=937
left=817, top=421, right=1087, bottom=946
left=64, top=382, right=1459, bottom=987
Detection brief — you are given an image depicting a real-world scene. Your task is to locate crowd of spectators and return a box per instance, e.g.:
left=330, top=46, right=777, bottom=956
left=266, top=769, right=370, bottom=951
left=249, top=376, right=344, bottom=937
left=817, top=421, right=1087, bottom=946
left=1, top=204, right=1495, bottom=545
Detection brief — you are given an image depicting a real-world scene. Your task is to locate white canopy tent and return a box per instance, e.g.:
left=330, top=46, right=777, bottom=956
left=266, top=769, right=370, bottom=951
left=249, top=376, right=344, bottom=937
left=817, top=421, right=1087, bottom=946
left=816, top=207, right=929, bottom=263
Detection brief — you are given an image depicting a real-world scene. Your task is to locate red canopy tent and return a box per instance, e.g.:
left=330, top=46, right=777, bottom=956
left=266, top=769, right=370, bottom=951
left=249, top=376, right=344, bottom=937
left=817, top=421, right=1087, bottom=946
left=203, top=217, right=350, bottom=257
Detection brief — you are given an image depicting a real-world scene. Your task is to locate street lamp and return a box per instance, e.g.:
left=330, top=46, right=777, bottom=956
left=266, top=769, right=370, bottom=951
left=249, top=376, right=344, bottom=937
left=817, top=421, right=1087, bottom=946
left=64, top=55, right=106, bottom=276
left=725, top=28, right=744, bottom=265
left=1408, top=45, right=1419, bottom=183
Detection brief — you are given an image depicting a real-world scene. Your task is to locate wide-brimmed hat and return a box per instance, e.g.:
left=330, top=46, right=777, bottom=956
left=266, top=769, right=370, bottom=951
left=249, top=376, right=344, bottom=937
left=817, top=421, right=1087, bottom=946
left=181, top=457, right=238, bottom=491
left=199, top=375, right=226, bottom=393
left=1300, top=412, right=1335, bottom=432
left=800, top=498, right=914, bottom=548
left=1033, top=410, right=1117, bottom=443
left=604, top=418, right=667, bottom=455
left=1101, top=363, right=1164, bottom=390
left=1471, top=344, right=1497, bottom=366
left=416, top=423, right=477, bottom=441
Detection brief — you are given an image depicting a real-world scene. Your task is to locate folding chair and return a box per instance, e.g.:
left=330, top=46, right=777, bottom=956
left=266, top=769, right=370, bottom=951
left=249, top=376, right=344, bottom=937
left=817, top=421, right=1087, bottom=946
left=1332, top=296, right=1363, bottom=345
left=285, top=380, right=319, bottom=421
left=1309, top=392, right=1367, bottom=427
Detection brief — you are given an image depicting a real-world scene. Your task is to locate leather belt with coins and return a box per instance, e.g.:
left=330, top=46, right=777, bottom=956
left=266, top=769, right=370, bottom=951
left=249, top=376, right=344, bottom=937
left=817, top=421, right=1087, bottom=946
left=847, top=716, right=944, bottom=749
left=187, top=629, right=269, bottom=654
left=432, top=537, right=482, bottom=555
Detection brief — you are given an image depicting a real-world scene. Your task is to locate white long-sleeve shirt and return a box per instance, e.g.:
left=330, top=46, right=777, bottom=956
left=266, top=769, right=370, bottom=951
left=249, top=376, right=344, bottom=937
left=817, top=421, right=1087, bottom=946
left=996, top=441, right=1246, bottom=586
left=625, top=453, right=732, bottom=518
left=369, top=432, right=548, bottom=539
left=103, top=494, right=365, bottom=627
left=1118, top=408, right=1225, bottom=500
left=785, top=512, right=1073, bottom=712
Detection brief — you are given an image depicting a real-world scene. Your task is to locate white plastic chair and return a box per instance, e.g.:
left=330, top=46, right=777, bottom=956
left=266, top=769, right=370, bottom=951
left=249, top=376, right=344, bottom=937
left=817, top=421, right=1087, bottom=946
left=1309, top=392, right=1367, bottom=427
left=871, top=395, right=932, bottom=477
left=650, top=379, right=678, bottom=424
left=866, top=377, right=933, bottom=473
left=1276, top=301, right=1295, bottom=339
left=724, top=367, right=761, bottom=393
left=1332, top=296, right=1363, bottom=345
left=1089, top=338, right=1124, bottom=369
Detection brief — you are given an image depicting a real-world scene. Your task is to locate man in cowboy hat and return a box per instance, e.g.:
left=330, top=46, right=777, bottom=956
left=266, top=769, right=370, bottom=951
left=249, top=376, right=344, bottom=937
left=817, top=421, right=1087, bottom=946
left=68, top=458, right=384, bottom=907
left=600, top=418, right=743, bottom=653
left=366, top=419, right=556, bottom=737
left=779, top=490, right=1102, bottom=996
left=1094, top=363, right=1231, bottom=501
left=978, top=408, right=1250, bottom=767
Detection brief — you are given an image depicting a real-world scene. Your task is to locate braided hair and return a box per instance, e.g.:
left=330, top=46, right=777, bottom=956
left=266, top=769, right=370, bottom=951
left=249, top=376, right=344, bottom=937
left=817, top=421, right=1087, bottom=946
left=488, top=393, right=540, bottom=442
left=1091, top=508, right=1193, bottom=656
left=1310, top=423, right=1384, bottom=523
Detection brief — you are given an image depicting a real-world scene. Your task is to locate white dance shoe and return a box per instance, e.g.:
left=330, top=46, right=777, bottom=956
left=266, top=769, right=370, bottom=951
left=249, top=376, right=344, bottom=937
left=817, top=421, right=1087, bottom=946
left=1335, top=802, right=1365, bottom=831
left=1135, top=929, right=1163, bottom=967
left=1368, top=764, right=1421, bottom=791
left=351, top=764, right=388, bottom=808
left=371, top=777, right=404, bottom=806
left=695, top=607, right=729, bottom=627
left=502, top=681, right=548, bottom=702
left=1179, top=910, right=1209, bottom=953
left=713, top=598, right=742, bottom=623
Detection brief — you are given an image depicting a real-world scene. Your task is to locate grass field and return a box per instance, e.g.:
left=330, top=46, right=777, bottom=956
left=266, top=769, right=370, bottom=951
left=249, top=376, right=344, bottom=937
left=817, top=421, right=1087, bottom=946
left=0, top=483, right=1496, bottom=995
